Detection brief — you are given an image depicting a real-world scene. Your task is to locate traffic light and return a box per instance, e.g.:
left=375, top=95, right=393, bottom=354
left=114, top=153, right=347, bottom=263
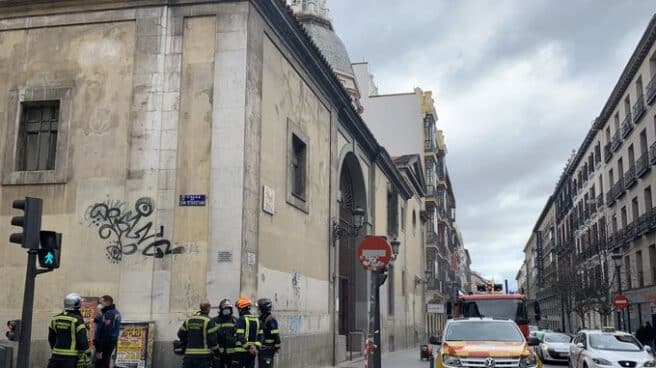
left=38, top=231, right=61, bottom=269
left=9, top=197, right=43, bottom=249
left=6, top=320, right=20, bottom=341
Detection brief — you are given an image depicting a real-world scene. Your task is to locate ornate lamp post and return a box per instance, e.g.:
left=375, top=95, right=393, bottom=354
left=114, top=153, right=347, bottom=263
left=332, top=206, right=365, bottom=245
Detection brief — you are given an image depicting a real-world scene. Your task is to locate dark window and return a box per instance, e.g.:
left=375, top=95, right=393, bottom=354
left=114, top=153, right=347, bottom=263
left=291, top=134, right=307, bottom=200
left=625, top=255, right=631, bottom=289
left=645, top=187, right=653, bottom=211
left=388, top=264, right=395, bottom=315
left=400, top=205, right=406, bottom=231
left=649, top=245, right=656, bottom=285
left=636, top=251, right=644, bottom=287
left=628, top=145, right=635, bottom=166
left=621, top=206, right=628, bottom=227
left=640, top=130, right=648, bottom=154
left=387, top=190, right=399, bottom=237
left=16, top=101, right=59, bottom=171
left=401, top=269, right=406, bottom=296
left=632, top=197, right=639, bottom=223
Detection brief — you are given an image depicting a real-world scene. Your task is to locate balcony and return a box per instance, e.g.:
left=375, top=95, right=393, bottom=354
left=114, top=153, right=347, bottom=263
left=651, top=142, right=656, bottom=165
left=424, top=139, right=436, bottom=152
left=425, top=184, right=436, bottom=198
left=637, top=213, right=651, bottom=236
left=427, top=278, right=440, bottom=291
left=636, top=153, right=650, bottom=177
left=606, top=188, right=616, bottom=206
left=614, top=179, right=626, bottom=199
left=621, top=113, right=634, bottom=138
left=625, top=222, right=637, bottom=240
left=426, top=230, right=438, bottom=244
left=647, top=73, right=656, bottom=105
left=633, top=95, right=646, bottom=123
left=650, top=207, right=656, bottom=233
left=611, top=131, right=622, bottom=152
left=604, top=143, right=612, bottom=163
left=624, top=165, right=637, bottom=189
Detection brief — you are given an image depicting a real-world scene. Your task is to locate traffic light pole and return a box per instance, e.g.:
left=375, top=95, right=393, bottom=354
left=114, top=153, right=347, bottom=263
left=16, top=250, right=36, bottom=368
left=16, top=249, right=51, bottom=368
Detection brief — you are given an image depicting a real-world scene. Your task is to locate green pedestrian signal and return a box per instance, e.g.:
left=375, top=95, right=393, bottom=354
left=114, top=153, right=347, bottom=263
left=38, top=231, right=61, bottom=270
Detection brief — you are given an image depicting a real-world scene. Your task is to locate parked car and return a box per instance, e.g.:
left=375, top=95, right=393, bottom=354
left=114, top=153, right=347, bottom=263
left=569, top=327, right=655, bottom=368
left=536, top=332, right=572, bottom=363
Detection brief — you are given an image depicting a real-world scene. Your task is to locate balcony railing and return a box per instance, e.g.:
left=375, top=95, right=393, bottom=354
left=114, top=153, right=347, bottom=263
left=425, top=184, right=436, bottom=197
left=647, top=73, right=656, bottom=105
left=614, top=179, right=626, bottom=199
left=604, top=143, right=612, bottom=163
left=637, top=213, right=651, bottom=236
left=611, top=131, right=622, bottom=151
left=621, top=113, right=634, bottom=138
left=424, top=139, right=436, bottom=152
left=625, top=222, right=637, bottom=240
left=426, top=230, right=437, bottom=244
left=650, top=142, right=656, bottom=165
left=633, top=94, right=646, bottom=123
left=624, top=165, right=637, bottom=189
left=637, top=153, right=650, bottom=177
left=606, top=188, right=616, bottom=206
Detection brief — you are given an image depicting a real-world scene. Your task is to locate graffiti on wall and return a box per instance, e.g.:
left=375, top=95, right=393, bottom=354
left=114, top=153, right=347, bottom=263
left=85, top=197, right=184, bottom=263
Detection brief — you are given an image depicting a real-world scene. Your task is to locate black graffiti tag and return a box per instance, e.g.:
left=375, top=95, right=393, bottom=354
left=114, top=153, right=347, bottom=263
left=85, top=197, right=184, bottom=263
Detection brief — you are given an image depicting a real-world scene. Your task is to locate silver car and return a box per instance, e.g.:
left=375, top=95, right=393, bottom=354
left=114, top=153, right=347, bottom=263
left=537, top=332, right=572, bottom=363
left=569, top=328, right=655, bottom=368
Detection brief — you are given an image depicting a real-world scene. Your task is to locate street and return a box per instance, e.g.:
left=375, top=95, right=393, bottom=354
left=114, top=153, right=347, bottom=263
left=337, top=349, right=570, bottom=368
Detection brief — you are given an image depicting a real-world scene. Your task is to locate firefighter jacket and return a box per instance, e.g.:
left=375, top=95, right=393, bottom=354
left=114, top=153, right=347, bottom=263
left=177, top=311, right=220, bottom=356
left=259, top=313, right=281, bottom=353
left=48, top=310, right=89, bottom=357
left=233, top=310, right=262, bottom=353
left=214, top=314, right=238, bottom=354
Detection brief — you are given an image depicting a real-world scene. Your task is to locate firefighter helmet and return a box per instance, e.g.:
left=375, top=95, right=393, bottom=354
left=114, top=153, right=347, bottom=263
left=236, top=297, right=252, bottom=310
left=257, top=298, right=273, bottom=314
left=64, top=293, right=82, bottom=311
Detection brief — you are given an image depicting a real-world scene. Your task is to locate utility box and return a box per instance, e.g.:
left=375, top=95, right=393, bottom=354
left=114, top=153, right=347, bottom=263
left=0, top=343, right=13, bottom=368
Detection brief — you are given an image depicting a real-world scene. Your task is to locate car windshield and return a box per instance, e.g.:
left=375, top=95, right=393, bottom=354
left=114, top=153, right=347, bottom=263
left=445, top=321, right=524, bottom=342
left=589, top=334, right=641, bottom=352
left=543, top=333, right=571, bottom=343
left=461, top=299, right=528, bottom=323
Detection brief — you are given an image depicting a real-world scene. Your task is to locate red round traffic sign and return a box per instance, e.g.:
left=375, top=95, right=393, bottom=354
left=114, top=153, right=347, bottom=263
left=357, top=236, right=392, bottom=271
left=613, top=294, right=629, bottom=310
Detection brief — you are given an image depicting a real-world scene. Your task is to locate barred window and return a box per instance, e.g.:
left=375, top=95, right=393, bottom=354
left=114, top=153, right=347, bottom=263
left=16, top=101, right=59, bottom=171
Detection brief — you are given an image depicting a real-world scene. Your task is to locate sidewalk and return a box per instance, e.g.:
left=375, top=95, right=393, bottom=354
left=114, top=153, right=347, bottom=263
left=333, top=347, right=430, bottom=368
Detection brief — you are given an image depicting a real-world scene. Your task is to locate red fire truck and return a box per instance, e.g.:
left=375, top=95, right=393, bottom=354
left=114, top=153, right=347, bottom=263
left=449, top=283, right=540, bottom=338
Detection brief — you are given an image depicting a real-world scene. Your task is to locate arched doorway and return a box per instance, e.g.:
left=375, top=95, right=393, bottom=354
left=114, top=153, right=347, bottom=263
left=337, top=153, right=367, bottom=339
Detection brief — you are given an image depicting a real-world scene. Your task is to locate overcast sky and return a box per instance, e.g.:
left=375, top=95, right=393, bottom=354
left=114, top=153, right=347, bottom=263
left=328, top=0, right=656, bottom=287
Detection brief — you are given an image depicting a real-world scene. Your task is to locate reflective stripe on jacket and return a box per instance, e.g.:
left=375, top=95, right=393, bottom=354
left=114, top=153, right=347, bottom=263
left=234, top=314, right=262, bottom=352
left=48, top=311, right=89, bottom=357
left=177, top=312, right=220, bottom=356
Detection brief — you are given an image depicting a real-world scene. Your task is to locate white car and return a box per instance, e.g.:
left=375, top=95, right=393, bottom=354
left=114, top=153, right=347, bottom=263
left=569, top=328, right=655, bottom=368
left=538, top=332, right=572, bottom=363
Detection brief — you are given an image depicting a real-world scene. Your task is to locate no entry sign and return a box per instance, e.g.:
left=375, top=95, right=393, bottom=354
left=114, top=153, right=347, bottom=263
left=613, top=294, right=629, bottom=310
left=358, top=236, right=392, bottom=271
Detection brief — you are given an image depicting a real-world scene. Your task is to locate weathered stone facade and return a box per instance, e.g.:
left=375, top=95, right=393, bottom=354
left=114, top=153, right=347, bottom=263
left=0, top=1, right=425, bottom=367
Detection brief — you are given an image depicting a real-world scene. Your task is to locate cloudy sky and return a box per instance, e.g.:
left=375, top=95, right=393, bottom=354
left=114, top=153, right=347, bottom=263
left=328, top=0, right=656, bottom=286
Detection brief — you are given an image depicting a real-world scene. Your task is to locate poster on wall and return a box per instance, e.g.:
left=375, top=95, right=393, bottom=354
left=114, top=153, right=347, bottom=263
left=115, top=322, right=151, bottom=368
left=80, top=297, right=100, bottom=349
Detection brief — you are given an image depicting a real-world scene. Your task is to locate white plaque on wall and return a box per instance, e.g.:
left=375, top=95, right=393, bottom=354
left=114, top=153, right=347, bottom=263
left=263, top=185, right=275, bottom=215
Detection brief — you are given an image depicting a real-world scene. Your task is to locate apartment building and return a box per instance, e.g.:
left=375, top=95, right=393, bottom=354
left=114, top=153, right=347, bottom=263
left=522, top=14, right=656, bottom=333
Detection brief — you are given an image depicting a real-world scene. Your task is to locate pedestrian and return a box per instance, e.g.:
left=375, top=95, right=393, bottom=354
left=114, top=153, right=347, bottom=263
left=178, top=300, right=220, bottom=368
left=645, top=322, right=655, bottom=350
left=231, top=297, right=262, bottom=368
left=214, top=299, right=238, bottom=368
left=47, top=293, right=90, bottom=368
left=636, top=323, right=647, bottom=345
left=94, top=295, right=122, bottom=368
left=257, top=298, right=281, bottom=368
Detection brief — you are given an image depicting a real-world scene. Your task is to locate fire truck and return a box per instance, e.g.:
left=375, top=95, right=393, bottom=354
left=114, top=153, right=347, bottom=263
left=448, top=282, right=540, bottom=338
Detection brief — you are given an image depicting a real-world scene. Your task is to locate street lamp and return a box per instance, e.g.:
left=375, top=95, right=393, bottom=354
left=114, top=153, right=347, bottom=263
left=332, top=206, right=365, bottom=245
left=611, top=251, right=624, bottom=331
left=390, top=238, right=401, bottom=259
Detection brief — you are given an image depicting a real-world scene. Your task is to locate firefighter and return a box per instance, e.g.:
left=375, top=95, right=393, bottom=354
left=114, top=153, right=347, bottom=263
left=177, top=300, right=220, bottom=368
left=231, top=297, right=262, bottom=368
left=214, top=299, right=238, bottom=368
left=257, top=298, right=281, bottom=368
left=47, top=293, right=90, bottom=368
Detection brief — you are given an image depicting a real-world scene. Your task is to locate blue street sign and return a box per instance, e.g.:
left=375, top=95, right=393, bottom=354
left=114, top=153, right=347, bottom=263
left=179, top=194, right=206, bottom=207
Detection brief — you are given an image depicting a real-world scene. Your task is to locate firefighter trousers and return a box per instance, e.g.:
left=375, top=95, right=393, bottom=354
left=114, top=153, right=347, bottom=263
left=182, top=355, right=213, bottom=368
left=217, top=353, right=233, bottom=368
left=257, top=353, right=275, bottom=368
left=230, top=352, right=255, bottom=368
left=47, top=355, right=78, bottom=368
